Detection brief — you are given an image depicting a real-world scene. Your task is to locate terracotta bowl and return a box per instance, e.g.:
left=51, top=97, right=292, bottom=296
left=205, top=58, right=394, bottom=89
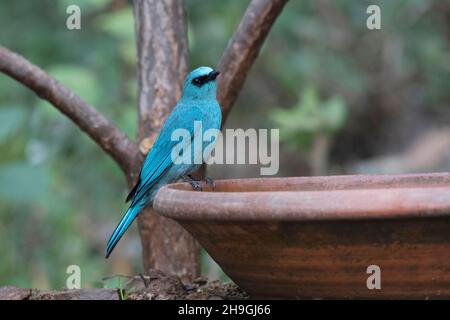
left=153, top=173, right=450, bottom=299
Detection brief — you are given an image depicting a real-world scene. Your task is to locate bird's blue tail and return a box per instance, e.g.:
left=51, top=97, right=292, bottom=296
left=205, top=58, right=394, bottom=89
left=105, top=204, right=142, bottom=258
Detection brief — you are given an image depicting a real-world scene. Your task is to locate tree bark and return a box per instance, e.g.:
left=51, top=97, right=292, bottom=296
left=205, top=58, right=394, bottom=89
left=132, top=0, right=199, bottom=281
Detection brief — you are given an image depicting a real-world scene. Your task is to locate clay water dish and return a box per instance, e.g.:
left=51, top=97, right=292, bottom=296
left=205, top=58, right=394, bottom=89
left=154, top=173, right=450, bottom=299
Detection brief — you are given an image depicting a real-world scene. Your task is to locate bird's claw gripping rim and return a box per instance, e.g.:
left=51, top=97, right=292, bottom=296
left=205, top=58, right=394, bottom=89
left=183, top=174, right=203, bottom=191
left=183, top=174, right=215, bottom=191
left=189, top=180, right=202, bottom=191
left=205, top=176, right=216, bottom=189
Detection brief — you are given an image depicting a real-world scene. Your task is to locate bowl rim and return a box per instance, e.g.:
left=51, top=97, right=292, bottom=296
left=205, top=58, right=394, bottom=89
left=153, top=172, right=450, bottom=222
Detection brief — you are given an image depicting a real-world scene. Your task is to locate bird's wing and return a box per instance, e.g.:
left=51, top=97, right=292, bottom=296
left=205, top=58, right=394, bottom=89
left=128, top=104, right=204, bottom=204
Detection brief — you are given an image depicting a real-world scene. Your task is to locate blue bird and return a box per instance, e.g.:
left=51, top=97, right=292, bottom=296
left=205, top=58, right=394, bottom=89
left=105, top=66, right=222, bottom=258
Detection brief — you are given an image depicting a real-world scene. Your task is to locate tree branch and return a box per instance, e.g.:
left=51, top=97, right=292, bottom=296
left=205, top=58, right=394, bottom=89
left=217, top=0, right=289, bottom=123
left=0, top=46, right=138, bottom=174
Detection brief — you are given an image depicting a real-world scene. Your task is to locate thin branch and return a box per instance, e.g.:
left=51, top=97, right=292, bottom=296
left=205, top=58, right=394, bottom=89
left=217, top=0, right=289, bottom=123
left=0, top=46, right=138, bottom=174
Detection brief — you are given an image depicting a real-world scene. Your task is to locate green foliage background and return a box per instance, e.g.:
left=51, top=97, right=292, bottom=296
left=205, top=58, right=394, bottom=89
left=0, top=0, right=449, bottom=289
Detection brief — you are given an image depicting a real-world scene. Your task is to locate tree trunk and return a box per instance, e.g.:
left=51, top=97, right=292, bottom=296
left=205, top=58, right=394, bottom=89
left=132, top=0, right=200, bottom=281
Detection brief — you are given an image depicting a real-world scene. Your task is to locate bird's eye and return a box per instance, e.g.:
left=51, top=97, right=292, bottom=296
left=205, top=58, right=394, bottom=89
left=192, top=77, right=202, bottom=87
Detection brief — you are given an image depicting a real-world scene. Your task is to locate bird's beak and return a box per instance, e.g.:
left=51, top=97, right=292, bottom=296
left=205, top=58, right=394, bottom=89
left=208, top=70, right=220, bottom=81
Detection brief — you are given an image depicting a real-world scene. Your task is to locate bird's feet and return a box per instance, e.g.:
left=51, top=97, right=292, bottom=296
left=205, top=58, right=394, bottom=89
left=204, top=176, right=216, bottom=189
left=182, top=175, right=203, bottom=191
left=182, top=175, right=215, bottom=191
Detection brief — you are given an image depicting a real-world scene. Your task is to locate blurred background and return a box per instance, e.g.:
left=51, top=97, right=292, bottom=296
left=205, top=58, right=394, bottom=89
left=0, top=0, right=449, bottom=289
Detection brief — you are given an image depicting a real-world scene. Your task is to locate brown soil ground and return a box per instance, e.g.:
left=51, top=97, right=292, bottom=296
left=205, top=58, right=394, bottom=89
left=0, top=269, right=248, bottom=300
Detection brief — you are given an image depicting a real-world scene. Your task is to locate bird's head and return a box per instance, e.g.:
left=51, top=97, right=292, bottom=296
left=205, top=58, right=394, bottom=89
left=182, top=66, right=220, bottom=100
